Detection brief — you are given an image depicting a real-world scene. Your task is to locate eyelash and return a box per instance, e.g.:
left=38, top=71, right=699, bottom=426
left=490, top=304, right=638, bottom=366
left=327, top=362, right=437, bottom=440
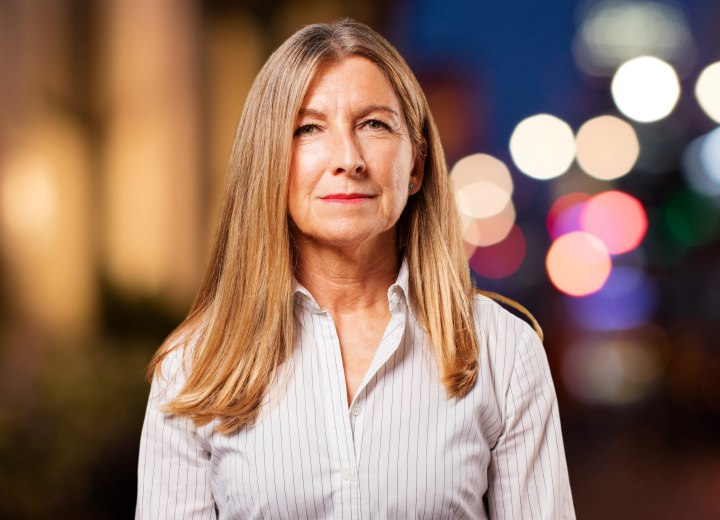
left=293, top=119, right=391, bottom=138
left=362, top=119, right=390, bottom=131
left=293, top=124, right=319, bottom=137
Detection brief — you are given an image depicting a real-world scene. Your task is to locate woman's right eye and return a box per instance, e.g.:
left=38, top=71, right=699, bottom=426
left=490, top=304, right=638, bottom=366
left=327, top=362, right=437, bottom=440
left=294, top=124, right=318, bottom=137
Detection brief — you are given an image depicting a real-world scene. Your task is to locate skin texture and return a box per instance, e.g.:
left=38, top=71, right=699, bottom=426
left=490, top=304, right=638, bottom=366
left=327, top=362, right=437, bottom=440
left=288, top=56, right=424, bottom=404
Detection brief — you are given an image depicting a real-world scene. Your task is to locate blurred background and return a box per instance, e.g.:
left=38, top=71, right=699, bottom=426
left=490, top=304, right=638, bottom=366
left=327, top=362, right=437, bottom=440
left=1, top=0, right=719, bottom=518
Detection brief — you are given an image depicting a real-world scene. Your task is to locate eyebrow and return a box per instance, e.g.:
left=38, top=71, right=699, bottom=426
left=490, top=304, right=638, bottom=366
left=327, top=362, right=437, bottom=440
left=356, top=104, right=400, bottom=119
left=296, top=104, right=401, bottom=119
left=297, top=108, right=325, bottom=118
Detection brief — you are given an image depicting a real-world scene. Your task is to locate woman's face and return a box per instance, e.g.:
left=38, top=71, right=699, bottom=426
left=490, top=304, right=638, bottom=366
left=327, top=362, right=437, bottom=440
left=288, top=56, right=422, bottom=251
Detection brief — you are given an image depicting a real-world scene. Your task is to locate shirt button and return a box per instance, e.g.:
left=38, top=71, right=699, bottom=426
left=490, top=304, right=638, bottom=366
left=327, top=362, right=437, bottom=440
left=341, top=467, right=351, bottom=481
left=350, top=404, right=362, bottom=416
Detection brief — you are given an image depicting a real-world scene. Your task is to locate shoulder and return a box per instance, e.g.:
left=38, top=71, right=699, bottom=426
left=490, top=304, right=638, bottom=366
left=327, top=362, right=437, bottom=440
left=471, top=292, right=540, bottom=348
left=471, top=292, right=547, bottom=384
left=150, top=325, right=204, bottom=403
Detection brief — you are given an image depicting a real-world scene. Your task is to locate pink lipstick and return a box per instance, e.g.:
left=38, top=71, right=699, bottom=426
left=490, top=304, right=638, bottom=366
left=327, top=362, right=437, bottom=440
left=321, top=193, right=374, bottom=203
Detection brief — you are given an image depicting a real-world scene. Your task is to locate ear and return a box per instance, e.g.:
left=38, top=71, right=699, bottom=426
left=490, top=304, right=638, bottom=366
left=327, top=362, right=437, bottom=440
left=409, top=143, right=426, bottom=195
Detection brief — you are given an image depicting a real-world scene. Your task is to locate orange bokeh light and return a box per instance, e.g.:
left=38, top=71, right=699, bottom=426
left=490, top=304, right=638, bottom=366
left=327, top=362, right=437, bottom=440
left=581, top=190, right=648, bottom=254
left=546, top=231, right=612, bottom=296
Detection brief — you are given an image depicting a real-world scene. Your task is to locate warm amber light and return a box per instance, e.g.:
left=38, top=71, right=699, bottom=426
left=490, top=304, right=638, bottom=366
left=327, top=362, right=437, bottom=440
left=0, top=117, right=95, bottom=337
left=101, top=0, right=203, bottom=307
left=576, top=115, right=640, bottom=180
left=451, top=153, right=513, bottom=219
left=0, top=155, right=58, bottom=239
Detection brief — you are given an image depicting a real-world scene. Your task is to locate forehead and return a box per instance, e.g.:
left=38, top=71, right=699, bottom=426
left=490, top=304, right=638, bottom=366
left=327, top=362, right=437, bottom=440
left=300, top=56, right=402, bottom=111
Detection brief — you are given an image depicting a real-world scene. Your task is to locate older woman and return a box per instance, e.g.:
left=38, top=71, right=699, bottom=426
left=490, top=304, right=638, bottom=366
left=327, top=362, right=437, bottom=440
left=136, top=19, right=575, bottom=519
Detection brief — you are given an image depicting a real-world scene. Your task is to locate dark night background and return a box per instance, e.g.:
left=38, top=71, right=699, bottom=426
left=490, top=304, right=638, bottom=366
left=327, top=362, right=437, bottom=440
left=1, top=0, right=719, bottom=518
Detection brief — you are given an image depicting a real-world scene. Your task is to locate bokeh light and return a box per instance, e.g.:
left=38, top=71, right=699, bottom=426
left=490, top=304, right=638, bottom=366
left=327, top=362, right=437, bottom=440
left=573, top=0, right=694, bottom=77
left=611, top=56, right=681, bottom=122
left=681, top=134, right=720, bottom=197
left=581, top=190, right=648, bottom=254
left=0, top=154, right=59, bottom=239
left=662, top=188, right=720, bottom=247
left=461, top=202, right=516, bottom=247
left=547, top=192, right=590, bottom=239
left=565, top=266, right=658, bottom=331
left=700, top=127, right=720, bottom=187
left=6, top=2, right=720, bottom=518
left=456, top=182, right=511, bottom=219
left=562, top=336, right=666, bottom=405
left=450, top=153, right=514, bottom=192
left=469, top=225, right=526, bottom=279
left=450, top=153, right=513, bottom=219
left=643, top=207, right=688, bottom=268
left=509, top=114, right=576, bottom=180
left=695, top=61, right=720, bottom=123
left=575, top=115, right=640, bottom=180
left=0, top=116, right=96, bottom=338
left=546, top=231, right=612, bottom=296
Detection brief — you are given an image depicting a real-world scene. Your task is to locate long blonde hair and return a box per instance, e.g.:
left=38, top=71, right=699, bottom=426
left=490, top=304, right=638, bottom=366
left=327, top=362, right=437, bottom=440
left=149, top=19, right=496, bottom=434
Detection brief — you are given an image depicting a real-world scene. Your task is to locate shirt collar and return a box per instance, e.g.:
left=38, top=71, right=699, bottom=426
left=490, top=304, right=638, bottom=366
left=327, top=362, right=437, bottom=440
left=387, top=256, right=410, bottom=310
left=293, top=257, right=411, bottom=313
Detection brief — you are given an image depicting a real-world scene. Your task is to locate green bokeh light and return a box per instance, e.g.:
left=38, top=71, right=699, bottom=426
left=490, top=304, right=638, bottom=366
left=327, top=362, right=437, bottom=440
left=662, top=189, right=720, bottom=247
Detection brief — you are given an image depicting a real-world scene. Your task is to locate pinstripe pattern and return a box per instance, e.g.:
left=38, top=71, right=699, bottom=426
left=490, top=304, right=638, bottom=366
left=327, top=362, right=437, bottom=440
left=136, top=261, right=575, bottom=519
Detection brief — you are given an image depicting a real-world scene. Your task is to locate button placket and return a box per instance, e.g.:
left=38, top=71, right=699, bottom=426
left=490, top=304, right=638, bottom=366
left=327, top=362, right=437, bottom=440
left=320, top=309, right=363, bottom=516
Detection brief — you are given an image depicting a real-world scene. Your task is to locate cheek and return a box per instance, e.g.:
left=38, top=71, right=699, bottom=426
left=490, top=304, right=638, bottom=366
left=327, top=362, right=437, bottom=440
left=288, top=152, right=310, bottom=200
left=290, top=146, right=324, bottom=193
left=387, top=146, right=414, bottom=198
left=389, top=168, right=405, bottom=201
left=287, top=155, right=305, bottom=221
left=288, top=148, right=326, bottom=227
left=379, top=163, right=410, bottom=222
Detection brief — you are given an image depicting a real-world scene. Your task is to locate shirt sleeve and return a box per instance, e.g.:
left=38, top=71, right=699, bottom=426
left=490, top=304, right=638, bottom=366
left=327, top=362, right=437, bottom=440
left=487, top=323, right=576, bottom=519
left=135, top=350, right=217, bottom=520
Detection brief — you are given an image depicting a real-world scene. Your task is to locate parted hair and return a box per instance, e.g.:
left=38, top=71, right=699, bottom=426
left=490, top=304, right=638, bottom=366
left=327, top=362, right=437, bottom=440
left=148, top=18, right=521, bottom=434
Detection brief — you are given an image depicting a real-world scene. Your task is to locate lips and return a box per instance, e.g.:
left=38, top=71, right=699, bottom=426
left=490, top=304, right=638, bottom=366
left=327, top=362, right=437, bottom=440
left=321, top=193, right=374, bottom=202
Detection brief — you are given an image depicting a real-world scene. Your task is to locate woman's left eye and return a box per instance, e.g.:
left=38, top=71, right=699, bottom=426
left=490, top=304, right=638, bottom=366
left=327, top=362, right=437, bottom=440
left=363, top=119, right=389, bottom=130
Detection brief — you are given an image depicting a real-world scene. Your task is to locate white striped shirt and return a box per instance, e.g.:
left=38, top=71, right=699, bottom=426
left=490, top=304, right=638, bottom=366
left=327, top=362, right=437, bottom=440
left=136, top=261, right=575, bottom=519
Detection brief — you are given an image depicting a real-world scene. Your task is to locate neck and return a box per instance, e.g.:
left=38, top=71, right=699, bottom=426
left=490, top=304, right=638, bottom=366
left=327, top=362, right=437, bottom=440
left=293, top=232, right=400, bottom=315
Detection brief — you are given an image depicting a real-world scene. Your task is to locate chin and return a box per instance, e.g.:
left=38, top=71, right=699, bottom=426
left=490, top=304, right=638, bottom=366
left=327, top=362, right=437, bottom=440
left=318, top=231, right=375, bottom=246
left=305, top=225, right=393, bottom=249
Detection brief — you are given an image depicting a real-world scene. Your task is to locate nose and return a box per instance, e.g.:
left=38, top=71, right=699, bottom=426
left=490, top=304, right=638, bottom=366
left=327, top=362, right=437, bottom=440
left=330, top=128, right=366, bottom=176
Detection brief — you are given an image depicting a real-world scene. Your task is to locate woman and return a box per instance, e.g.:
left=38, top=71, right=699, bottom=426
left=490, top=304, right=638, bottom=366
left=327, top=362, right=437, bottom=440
left=136, top=18, right=575, bottom=519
